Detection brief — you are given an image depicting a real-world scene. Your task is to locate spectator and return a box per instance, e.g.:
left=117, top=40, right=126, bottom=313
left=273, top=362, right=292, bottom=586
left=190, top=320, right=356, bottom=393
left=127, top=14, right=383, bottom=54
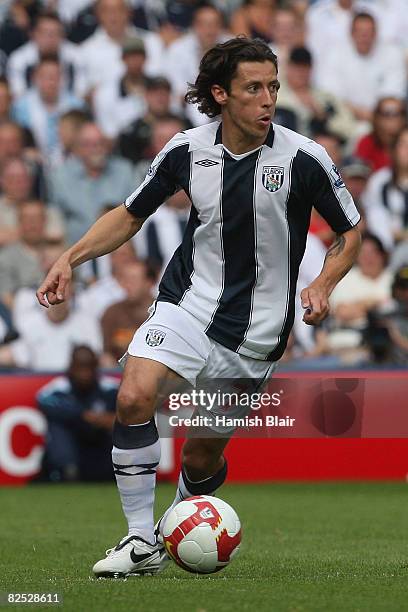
left=0, top=157, right=64, bottom=247
left=165, top=3, right=227, bottom=125
left=340, top=155, right=371, bottom=222
left=12, top=239, right=67, bottom=331
left=56, top=1, right=96, bottom=30
left=0, top=157, right=31, bottom=247
left=328, top=232, right=392, bottom=360
left=354, top=96, right=407, bottom=171
left=307, top=0, right=408, bottom=90
left=118, top=76, right=180, bottom=164
left=362, top=127, right=408, bottom=250
left=230, top=0, right=275, bottom=42
left=94, top=36, right=147, bottom=139
left=79, top=0, right=164, bottom=92
left=133, top=115, right=187, bottom=187
left=0, top=121, right=27, bottom=161
left=306, top=0, right=357, bottom=88
left=37, top=345, right=117, bottom=481
left=12, top=55, right=84, bottom=162
left=0, top=287, right=102, bottom=370
left=54, top=108, right=90, bottom=166
left=0, top=200, right=47, bottom=307
left=49, top=122, right=134, bottom=244
left=7, top=11, right=86, bottom=98
left=276, top=46, right=356, bottom=141
left=270, top=7, right=305, bottom=81
left=0, top=0, right=40, bottom=57
left=314, top=130, right=344, bottom=167
left=0, top=77, right=12, bottom=122
left=77, top=241, right=139, bottom=319
left=101, top=260, right=155, bottom=365
left=0, top=299, right=18, bottom=346
left=0, top=121, right=46, bottom=199
left=317, top=12, right=407, bottom=125
left=381, top=266, right=408, bottom=365
left=75, top=204, right=117, bottom=285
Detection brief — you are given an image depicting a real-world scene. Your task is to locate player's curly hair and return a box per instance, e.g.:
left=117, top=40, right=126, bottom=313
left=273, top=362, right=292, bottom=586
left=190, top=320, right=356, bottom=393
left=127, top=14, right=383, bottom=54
left=185, top=37, right=278, bottom=118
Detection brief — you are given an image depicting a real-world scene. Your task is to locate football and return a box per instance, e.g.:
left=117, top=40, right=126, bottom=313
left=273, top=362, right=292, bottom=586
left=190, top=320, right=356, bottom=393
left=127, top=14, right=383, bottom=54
left=162, top=495, right=241, bottom=574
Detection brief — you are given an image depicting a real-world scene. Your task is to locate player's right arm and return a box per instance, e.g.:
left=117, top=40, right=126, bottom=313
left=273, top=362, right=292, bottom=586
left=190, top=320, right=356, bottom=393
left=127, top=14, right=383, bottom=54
left=36, top=205, right=145, bottom=307
left=37, top=131, right=190, bottom=307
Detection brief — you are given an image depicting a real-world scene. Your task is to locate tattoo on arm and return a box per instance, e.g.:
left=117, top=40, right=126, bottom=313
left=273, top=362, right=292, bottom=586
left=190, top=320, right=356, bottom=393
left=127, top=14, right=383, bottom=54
left=325, top=234, right=346, bottom=261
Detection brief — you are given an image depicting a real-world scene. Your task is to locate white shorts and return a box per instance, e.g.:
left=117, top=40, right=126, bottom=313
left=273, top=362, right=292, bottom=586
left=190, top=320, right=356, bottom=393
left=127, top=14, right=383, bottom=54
left=127, top=301, right=275, bottom=386
left=126, top=302, right=276, bottom=433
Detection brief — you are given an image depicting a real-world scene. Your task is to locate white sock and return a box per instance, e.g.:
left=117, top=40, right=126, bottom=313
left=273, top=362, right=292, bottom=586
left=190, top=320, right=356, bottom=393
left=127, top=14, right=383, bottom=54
left=112, top=419, right=160, bottom=545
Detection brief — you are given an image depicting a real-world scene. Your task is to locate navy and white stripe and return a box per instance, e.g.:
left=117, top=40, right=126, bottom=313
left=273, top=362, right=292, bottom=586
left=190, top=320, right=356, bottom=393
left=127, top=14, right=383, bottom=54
left=112, top=461, right=159, bottom=476
left=125, top=122, right=360, bottom=361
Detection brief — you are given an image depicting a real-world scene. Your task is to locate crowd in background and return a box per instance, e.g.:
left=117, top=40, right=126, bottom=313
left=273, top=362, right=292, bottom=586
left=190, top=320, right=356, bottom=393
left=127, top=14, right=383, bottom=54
left=1, top=0, right=408, bottom=374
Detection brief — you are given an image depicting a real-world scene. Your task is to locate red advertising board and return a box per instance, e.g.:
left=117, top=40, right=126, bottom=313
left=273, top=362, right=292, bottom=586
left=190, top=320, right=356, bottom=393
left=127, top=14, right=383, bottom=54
left=1, top=372, right=408, bottom=484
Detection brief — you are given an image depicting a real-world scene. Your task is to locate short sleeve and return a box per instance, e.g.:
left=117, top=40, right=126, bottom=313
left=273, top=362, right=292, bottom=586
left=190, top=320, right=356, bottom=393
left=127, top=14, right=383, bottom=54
left=124, top=133, right=190, bottom=219
left=295, top=142, right=361, bottom=233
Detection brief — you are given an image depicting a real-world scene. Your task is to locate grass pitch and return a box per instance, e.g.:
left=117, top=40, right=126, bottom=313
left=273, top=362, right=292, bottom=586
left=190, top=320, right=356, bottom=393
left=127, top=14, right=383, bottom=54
left=1, top=482, right=408, bottom=612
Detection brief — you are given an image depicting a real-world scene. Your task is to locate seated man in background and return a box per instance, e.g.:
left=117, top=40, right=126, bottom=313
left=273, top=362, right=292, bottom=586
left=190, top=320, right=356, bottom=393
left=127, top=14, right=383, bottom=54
left=328, top=232, right=392, bottom=363
left=77, top=240, right=139, bottom=318
left=0, top=77, right=12, bottom=123
left=133, top=114, right=187, bottom=187
left=101, top=260, right=155, bottom=366
left=117, top=76, right=180, bottom=164
left=53, top=108, right=90, bottom=167
left=0, top=157, right=65, bottom=247
left=0, top=285, right=102, bottom=371
left=37, top=345, right=118, bottom=482
left=7, top=10, right=86, bottom=98
left=11, top=54, right=84, bottom=163
left=0, top=199, right=47, bottom=307
left=0, top=121, right=47, bottom=199
left=276, top=46, right=356, bottom=142
left=316, top=12, right=407, bottom=127
left=354, top=96, right=407, bottom=171
left=49, top=121, right=134, bottom=244
left=94, top=36, right=148, bottom=140
left=383, top=266, right=408, bottom=365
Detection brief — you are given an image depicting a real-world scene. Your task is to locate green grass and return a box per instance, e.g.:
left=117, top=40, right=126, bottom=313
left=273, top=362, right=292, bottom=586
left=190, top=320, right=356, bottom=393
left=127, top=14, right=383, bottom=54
left=1, top=482, right=408, bottom=612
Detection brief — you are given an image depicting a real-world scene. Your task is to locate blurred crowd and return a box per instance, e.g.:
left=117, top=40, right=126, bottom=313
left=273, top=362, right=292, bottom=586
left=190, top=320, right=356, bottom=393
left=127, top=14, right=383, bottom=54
left=0, top=0, right=408, bottom=372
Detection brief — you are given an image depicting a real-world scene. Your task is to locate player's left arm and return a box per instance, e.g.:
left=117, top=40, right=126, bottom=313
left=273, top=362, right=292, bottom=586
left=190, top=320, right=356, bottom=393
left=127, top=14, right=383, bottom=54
left=298, top=143, right=362, bottom=325
left=301, top=227, right=361, bottom=325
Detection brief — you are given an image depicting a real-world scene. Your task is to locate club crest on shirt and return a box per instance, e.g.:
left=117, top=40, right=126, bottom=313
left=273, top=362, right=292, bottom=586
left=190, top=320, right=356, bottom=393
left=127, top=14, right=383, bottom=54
left=145, top=329, right=166, bottom=347
left=262, top=166, right=284, bottom=192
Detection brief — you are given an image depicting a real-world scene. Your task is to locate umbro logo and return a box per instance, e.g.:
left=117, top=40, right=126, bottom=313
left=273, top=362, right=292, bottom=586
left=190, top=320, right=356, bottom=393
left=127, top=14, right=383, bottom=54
left=195, top=159, right=219, bottom=167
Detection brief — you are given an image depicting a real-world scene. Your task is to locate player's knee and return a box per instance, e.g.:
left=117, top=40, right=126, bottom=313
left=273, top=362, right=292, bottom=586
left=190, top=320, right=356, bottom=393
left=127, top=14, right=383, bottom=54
left=116, top=384, right=155, bottom=425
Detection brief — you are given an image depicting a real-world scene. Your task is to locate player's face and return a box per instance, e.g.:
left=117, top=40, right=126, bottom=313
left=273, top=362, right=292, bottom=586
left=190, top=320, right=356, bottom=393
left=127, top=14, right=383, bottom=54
left=216, top=61, right=279, bottom=146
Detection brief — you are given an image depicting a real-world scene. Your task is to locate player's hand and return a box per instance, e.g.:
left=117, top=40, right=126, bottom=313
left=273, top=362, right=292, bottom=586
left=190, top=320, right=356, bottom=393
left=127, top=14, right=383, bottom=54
left=36, top=256, right=72, bottom=308
left=300, top=283, right=330, bottom=326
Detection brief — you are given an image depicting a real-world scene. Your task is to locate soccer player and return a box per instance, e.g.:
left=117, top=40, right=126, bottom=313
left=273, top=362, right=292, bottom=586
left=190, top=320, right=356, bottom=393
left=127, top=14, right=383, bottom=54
left=36, top=37, right=361, bottom=577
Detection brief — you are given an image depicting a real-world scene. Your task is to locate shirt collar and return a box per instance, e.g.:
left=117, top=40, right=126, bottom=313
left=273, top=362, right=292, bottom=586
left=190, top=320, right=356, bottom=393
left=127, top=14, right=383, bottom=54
left=214, top=122, right=275, bottom=148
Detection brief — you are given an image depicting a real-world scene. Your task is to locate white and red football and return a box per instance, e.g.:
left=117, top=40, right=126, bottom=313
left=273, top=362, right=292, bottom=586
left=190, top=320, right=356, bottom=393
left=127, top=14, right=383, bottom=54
left=162, top=495, right=241, bottom=574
